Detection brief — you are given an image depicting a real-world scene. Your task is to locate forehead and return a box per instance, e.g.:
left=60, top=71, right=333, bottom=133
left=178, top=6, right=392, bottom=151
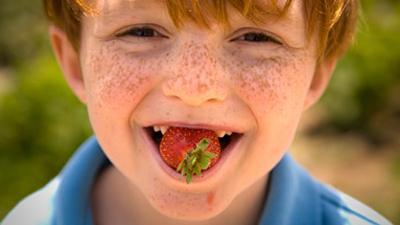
left=88, top=0, right=303, bottom=28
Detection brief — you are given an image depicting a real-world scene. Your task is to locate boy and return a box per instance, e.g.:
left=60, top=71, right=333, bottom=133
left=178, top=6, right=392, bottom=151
left=1, top=0, right=393, bottom=224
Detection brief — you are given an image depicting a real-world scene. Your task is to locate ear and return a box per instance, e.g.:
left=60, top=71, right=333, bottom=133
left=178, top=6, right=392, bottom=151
left=303, top=57, right=338, bottom=110
left=49, top=25, right=87, bottom=103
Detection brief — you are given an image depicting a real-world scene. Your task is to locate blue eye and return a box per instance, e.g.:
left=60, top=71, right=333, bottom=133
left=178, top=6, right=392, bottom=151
left=117, top=26, right=166, bottom=38
left=234, top=32, right=282, bottom=45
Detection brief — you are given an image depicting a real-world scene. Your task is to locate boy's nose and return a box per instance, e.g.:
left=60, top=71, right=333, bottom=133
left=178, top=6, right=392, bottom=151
left=161, top=43, right=228, bottom=106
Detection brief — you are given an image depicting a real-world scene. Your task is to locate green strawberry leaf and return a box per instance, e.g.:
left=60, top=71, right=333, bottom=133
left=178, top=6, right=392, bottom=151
left=194, top=164, right=202, bottom=176
left=177, top=160, right=184, bottom=172
left=199, top=156, right=210, bottom=169
left=186, top=173, right=192, bottom=184
left=176, top=138, right=220, bottom=184
left=182, top=166, right=187, bottom=176
left=191, top=156, right=197, bottom=166
left=204, top=151, right=216, bottom=158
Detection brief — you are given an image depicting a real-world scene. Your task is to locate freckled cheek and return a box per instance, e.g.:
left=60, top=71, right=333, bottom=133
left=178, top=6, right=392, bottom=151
left=84, top=54, right=159, bottom=114
left=230, top=60, right=313, bottom=118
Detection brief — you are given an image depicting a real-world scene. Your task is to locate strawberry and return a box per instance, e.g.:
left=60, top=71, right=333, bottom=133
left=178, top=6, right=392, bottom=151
left=159, top=127, right=221, bottom=183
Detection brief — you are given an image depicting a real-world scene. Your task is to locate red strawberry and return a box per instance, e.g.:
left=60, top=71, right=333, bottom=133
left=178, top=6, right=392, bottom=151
left=159, top=127, right=221, bottom=183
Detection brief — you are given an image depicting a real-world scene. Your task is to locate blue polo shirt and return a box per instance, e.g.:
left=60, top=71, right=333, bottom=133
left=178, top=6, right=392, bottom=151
left=2, top=137, right=392, bottom=225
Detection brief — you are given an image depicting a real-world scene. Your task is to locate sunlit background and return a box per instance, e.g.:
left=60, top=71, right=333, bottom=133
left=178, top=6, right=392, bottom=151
left=0, top=0, right=399, bottom=223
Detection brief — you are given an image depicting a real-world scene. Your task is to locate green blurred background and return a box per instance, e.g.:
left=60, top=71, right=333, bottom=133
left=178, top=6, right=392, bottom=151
left=0, top=0, right=399, bottom=223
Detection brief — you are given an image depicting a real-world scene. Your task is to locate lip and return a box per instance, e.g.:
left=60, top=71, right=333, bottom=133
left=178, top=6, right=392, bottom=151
left=142, top=121, right=246, bottom=133
left=138, top=125, right=243, bottom=183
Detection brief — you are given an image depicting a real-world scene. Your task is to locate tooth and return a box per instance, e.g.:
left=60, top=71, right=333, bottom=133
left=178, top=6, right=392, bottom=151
left=216, top=131, right=226, bottom=138
left=160, top=126, right=169, bottom=135
left=226, top=131, right=232, bottom=136
left=153, top=126, right=160, bottom=132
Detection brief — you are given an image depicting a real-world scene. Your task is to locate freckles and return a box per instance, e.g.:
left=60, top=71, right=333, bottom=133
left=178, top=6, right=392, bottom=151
left=228, top=57, right=284, bottom=110
left=223, top=50, right=310, bottom=115
left=166, top=42, right=219, bottom=94
left=86, top=43, right=158, bottom=109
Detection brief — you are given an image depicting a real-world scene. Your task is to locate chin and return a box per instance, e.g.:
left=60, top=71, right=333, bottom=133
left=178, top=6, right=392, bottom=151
left=148, top=194, right=228, bottom=221
left=142, top=180, right=234, bottom=221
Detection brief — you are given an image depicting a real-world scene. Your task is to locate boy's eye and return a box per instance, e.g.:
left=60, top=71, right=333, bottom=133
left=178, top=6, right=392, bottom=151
left=232, top=32, right=282, bottom=45
left=116, top=26, right=167, bottom=39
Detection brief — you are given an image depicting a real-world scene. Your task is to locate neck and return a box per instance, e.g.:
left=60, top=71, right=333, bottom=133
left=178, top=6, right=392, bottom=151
left=91, top=166, right=269, bottom=225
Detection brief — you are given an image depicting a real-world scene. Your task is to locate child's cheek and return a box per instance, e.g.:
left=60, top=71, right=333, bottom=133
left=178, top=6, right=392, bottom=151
left=222, top=50, right=314, bottom=120
left=84, top=42, right=162, bottom=114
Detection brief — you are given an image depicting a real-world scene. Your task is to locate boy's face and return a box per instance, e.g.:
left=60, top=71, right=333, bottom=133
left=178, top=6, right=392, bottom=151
left=51, top=0, right=336, bottom=220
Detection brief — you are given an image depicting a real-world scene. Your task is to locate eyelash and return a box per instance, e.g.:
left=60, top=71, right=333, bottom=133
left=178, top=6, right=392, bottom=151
left=116, top=27, right=282, bottom=45
left=116, top=26, right=166, bottom=38
left=232, top=32, right=282, bottom=45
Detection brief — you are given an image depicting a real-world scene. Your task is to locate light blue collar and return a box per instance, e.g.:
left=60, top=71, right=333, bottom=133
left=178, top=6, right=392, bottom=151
left=258, top=153, right=321, bottom=225
left=54, top=137, right=108, bottom=225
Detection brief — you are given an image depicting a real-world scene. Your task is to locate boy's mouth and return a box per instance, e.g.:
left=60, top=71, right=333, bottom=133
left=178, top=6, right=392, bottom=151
left=143, top=125, right=243, bottom=182
left=145, top=126, right=239, bottom=151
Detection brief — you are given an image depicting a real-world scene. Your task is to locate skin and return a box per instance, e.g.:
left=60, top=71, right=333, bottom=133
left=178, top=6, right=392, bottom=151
left=49, top=0, right=337, bottom=224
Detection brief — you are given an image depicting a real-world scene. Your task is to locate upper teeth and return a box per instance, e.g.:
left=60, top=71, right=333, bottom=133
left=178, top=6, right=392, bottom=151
left=153, top=126, right=169, bottom=134
left=152, top=126, right=232, bottom=137
left=215, top=130, right=232, bottom=138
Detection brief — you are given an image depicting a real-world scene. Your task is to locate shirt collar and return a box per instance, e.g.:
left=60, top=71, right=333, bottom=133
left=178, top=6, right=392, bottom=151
left=258, top=154, right=321, bottom=225
left=54, top=137, right=321, bottom=225
left=55, top=137, right=108, bottom=225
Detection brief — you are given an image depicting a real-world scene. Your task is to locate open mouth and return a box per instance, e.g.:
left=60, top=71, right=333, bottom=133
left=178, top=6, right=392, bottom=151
left=144, top=126, right=241, bottom=151
left=140, top=125, right=244, bottom=183
left=144, top=126, right=242, bottom=154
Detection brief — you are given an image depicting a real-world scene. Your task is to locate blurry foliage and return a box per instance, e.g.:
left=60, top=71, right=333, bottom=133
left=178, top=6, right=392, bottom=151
left=0, top=0, right=92, bottom=216
left=0, top=53, right=92, bottom=217
left=0, top=0, right=48, bottom=66
left=317, top=0, right=400, bottom=146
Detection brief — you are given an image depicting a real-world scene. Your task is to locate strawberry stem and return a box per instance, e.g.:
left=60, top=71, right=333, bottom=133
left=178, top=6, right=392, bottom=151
left=176, top=138, right=217, bottom=184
